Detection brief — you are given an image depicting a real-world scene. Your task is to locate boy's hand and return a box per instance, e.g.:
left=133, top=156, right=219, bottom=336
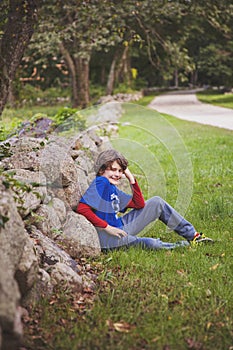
left=124, top=168, right=135, bottom=184
left=105, top=225, right=127, bottom=238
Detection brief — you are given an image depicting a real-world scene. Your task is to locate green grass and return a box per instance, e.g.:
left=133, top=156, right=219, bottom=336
left=132, top=94, right=158, bottom=107
left=23, top=103, right=233, bottom=350
left=196, top=91, right=233, bottom=109
left=0, top=104, right=70, bottom=140
left=1, top=104, right=70, bottom=121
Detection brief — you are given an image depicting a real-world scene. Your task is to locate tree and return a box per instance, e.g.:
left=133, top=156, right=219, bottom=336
left=198, top=43, right=233, bottom=87
left=30, top=0, right=132, bottom=108
left=179, top=0, right=233, bottom=87
left=0, top=0, right=38, bottom=116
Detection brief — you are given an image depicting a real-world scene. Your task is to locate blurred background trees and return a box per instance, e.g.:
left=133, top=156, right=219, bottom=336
left=0, top=0, right=232, bottom=114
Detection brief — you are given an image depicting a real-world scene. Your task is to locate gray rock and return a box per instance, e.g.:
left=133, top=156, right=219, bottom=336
left=8, top=169, right=47, bottom=218
left=15, top=234, right=39, bottom=296
left=39, top=138, right=77, bottom=187
left=48, top=262, right=83, bottom=292
left=0, top=179, right=32, bottom=350
left=0, top=259, right=22, bottom=350
left=52, top=197, right=67, bottom=225
left=61, top=211, right=101, bottom=258
left=0, top=137, right=46, bottom=171
left=24, top=268, right=53, bottom=304
left=33, top=203, right=62, bottom=236
left=0, top=179, right=28, bottom=271
left=39, top=137, right=82, bottom=209
left=29, top=226, right=79, bottom=273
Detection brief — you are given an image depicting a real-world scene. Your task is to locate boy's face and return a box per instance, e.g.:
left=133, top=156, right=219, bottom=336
left=102, top=160, right=124, bottom=185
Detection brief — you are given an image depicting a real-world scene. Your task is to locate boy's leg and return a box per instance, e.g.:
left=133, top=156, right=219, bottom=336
left=97, top=230, right=189, bottom=251
left=96, top=227, right=138, bottom=250
left=129, top=237, right=190, bottom=250
left=122, top=196, right=196, bottom=241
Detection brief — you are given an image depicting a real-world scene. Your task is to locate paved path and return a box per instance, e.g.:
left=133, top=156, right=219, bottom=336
left=149, top=89, right=233, bottom=130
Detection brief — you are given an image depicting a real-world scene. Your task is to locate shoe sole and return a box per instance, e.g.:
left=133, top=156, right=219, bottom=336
left=193, top=238, right=214, bottom=244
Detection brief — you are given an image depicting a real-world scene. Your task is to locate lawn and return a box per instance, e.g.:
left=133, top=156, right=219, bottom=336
left=22, top=103, right=233, bottom=350
left=196, top=90, right=233, bottom=109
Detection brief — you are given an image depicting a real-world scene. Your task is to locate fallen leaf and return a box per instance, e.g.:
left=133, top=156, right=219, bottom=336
left=176, top=269, right=187, bottom=277
left=113, top=321, right=135, bottom=333
left=106, top=320, right=135, bottom=333
left=151, top=336, right=160, bottom=343
left=209, top=263, right=220, bottom=271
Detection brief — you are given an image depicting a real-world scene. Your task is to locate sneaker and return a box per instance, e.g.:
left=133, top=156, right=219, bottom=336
left=191, top=232, right=214, bottom=246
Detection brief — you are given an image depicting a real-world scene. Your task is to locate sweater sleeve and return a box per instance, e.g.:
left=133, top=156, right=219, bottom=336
left=76, top=202, right=108, bottom=228
left=127, top=180, right=145, bottom=209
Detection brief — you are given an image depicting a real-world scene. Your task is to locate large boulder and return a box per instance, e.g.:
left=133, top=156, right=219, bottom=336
left=7, top=169, right=47, bottom=218
left=32, top=202, right=63, bottom=236
left=39, top=137, right=82, bottom=209
left=29, top=226, right=79, bottom=273
left=0, top=137, right=46, bottom=171
left=15, top=236, right=39, bottom=297
left=0, top=178, right=30, bottom=271
left=61, top=211, right=101, bottom=258
left=0, top=262, right=22, bottom=350
left=0, top=178, right=39, bottom=350
left=48, top=263, right=83, bottom=292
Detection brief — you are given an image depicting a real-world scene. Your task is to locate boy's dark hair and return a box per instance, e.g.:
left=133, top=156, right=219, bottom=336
left=94, top=149, right=128, bottom=176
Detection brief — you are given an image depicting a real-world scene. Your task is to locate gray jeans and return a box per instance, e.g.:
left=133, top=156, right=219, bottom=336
left=97, top=196, right=196, bottom=250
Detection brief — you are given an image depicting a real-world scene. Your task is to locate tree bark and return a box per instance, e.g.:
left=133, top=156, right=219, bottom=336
left=0, top=0, right=37, bottom=116
left=59, top=42, right=79, bottom=107
left=75, top=56, right=90, bottom=109
left=106, top=53, right=118, bottom=95
left=174, top=68, right=179, bottom=88
left=59, top=43, right=90, bottom=108
left=115, top=46, right=131, bottom=86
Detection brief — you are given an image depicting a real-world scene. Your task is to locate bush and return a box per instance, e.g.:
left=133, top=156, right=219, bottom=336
left=53, top=107, right=86, bottom=132
left=18, top=84, right=70, bottom=106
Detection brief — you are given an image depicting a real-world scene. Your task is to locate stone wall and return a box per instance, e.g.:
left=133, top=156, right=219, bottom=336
left=0, top=118, right=117, bottom=349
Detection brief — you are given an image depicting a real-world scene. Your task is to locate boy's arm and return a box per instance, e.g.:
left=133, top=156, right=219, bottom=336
left=76, top=202, right=108, bottom=228
left=124, top=168, right=135, bottom=184
left=77, top=203, right=127, bottom=238
left=124, top=168, right=145, bottom=209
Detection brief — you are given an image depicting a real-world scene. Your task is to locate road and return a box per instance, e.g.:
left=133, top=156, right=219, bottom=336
left=149, top=89, right=233, bottom=131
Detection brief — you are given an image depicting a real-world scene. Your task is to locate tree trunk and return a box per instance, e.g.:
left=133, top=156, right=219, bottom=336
left=59, top=42, right=78, bottom=107
left=106, top=53, right=118, bottom=95
left=75, top=56, right=90, bottom=109
left=60, top=42, right=90, bottom=109
left=115, top=46, right=131, bottom=86
left=7, top=80, right=16, bottom=108
left=191, top=70, right=198, bottom=87
left=0, top=0, right=37, bottom=116
left=174, top=68, right=179, bottom=88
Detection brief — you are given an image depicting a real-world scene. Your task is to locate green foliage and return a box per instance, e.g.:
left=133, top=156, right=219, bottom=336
left=89, top=84, right=105, bottom=103
left=113, top=83, right=137, bottom=94
left=0, top=118, right=22, bottom=141
left=131, top=94, right=158, bottom=107
left=17, top=84, right=70, bottom=106
left=0, top=141, right=12, bottom=160
left=198, top=44, right=233, bottom=87
left=53, top=107, right=86, bottom=132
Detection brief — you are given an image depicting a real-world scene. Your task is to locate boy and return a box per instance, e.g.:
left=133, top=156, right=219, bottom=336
left=77, top=149, right=213, bottom=250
